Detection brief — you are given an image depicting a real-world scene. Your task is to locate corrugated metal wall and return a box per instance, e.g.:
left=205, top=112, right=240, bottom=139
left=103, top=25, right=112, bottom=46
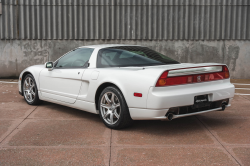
left=0, top=0, right=249, bottom=40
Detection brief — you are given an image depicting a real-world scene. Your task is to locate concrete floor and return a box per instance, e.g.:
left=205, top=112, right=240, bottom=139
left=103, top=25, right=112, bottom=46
left=0, top=79, right=249, bottom=165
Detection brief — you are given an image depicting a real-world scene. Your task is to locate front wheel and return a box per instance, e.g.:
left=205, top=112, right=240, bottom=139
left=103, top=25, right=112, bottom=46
left=22, top=74, right=41, bottom=105
left=98, top=86, right=133, bottom=129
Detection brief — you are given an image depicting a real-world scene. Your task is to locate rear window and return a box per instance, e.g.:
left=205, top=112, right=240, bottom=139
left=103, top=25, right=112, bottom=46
left=97, top=46, right=180, bottom=68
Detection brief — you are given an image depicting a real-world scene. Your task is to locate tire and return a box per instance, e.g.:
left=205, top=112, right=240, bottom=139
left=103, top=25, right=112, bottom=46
left=22, top=74, right=41, bottom=105
left=98, top=86, right=133, bottom=129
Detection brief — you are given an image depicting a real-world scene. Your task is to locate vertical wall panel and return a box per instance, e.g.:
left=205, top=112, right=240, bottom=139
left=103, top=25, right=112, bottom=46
left=0, top=0, right=249, bottom=40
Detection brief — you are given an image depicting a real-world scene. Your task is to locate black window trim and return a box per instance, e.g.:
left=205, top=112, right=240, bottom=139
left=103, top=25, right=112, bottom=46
left=96, top=46, right=180, bottom=68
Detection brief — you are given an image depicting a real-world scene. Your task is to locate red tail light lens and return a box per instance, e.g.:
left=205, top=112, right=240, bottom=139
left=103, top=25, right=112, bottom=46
left=223, top=65, right=230, bottom=78
left=156, top=65, right=230, bottom=87
left=156, top=71, right=168, bottom=86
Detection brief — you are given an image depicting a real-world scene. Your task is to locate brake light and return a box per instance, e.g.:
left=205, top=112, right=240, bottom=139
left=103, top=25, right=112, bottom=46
left=156, top=65, right=230, bottom=87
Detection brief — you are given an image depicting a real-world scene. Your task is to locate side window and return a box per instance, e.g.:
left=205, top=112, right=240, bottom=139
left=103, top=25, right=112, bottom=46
left=55, top=48, right=94, bottom=68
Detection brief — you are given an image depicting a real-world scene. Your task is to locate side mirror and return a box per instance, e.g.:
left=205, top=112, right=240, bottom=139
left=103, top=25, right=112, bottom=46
left=45, top=62, right=54, bottom=71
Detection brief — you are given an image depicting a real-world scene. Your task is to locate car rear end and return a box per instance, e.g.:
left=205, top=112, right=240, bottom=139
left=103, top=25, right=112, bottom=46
left=131, top=64, right=235, bottom=120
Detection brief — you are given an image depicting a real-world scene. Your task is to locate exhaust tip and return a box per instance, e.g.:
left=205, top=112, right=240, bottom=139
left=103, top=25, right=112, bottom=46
left=167, top=113, right=174, bottom=121
left=221, top=101, right=228, bottom=111
left=221, top=104, right=226, bottom=111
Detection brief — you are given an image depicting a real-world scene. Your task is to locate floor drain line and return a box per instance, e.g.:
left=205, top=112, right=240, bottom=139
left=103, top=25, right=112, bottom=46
left=109, top=129, right=112, bottom=166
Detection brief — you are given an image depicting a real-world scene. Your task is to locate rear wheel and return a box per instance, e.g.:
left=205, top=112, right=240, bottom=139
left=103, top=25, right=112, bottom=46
left=22, top=74, right=41, bottom=105
left=98, top=86, right=133, bottom=129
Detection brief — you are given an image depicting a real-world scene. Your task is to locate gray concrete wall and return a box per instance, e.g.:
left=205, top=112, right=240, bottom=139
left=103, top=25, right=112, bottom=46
left=0, top=40, right=249, bottom=79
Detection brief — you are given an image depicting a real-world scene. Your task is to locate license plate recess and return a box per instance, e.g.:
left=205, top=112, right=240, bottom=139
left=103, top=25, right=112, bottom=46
left=193, top=94, right=210, bottom=109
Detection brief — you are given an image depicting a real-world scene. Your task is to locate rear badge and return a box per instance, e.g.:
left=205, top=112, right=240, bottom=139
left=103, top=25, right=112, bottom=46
left=197, top=76, right=201, bottom=82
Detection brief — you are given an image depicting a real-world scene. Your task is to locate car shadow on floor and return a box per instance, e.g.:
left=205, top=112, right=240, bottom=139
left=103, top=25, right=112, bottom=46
left=35, top=101, right=101, bottom=121
left=122, top=117, right=245, bottom=139
left=36, top=101, right=245, bottom=137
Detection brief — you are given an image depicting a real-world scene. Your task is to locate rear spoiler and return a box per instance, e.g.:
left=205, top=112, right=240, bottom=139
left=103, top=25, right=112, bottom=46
left=156, top=65, right=230, bottom=87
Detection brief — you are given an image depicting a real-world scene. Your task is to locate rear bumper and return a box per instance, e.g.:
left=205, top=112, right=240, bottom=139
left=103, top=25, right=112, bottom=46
left=129, top=101, right=232, bottom=120
left=147, top=79, right=234, bottom=109
left=169, top=104, right=230, bottom=120
left=129, top=108, right=170, bottom=120
left=129, top=79, right=234, bottom=120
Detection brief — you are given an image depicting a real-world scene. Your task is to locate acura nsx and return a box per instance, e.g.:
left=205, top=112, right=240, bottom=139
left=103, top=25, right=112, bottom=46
left=18, top=45, right=235, bottom=129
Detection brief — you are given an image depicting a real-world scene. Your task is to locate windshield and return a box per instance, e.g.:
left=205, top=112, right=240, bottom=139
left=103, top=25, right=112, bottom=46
left=96, top=46, right=180, bottom=68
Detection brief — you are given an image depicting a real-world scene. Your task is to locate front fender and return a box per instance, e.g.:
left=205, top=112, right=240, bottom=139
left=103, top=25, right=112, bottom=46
left=18, top=65, right=45, bottom=93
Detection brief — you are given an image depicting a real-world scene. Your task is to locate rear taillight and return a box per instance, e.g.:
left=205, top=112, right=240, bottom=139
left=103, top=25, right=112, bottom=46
left=223, top=65, right=230, bottom=78
left=156, top=65, right=230, bottom=87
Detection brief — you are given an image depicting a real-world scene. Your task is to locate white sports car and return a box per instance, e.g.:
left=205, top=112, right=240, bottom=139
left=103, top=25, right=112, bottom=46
left=18, top=44, right=235, bottom=129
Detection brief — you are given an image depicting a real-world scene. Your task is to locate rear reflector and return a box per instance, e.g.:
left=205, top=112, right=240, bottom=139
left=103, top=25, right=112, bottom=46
left=134, top=93, right=142, bottom=97
left=156, top=65, right=230, bottom=87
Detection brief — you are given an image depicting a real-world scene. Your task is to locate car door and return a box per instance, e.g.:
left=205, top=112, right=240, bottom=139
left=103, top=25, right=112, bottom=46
left=39, top=47, right=94, bottom=104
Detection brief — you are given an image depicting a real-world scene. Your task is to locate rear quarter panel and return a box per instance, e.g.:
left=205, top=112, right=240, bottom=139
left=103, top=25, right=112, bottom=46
left=83, top=67, right=161, bottom=109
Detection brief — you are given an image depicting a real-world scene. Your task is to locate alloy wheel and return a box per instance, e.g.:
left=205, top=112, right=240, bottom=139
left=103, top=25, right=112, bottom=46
left=100, top=92, right=121, bottom=125
left=23, top=77, right=36, bottom=103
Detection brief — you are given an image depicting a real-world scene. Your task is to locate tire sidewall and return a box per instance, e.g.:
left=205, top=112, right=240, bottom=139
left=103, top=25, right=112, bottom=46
left=22, top=74, right=39, bottom=105
left=98, top=86, right=129, bottom=129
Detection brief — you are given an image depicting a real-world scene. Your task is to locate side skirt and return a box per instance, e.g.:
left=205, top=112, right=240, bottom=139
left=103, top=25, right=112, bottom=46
left=38, top=91, right=98, bottom=114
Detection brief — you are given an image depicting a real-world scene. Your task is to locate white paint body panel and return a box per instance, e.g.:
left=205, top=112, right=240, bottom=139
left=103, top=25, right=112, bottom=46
left=39, top=68, right=84, bottom=103
left=18, top=44, right=235, bottom=120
